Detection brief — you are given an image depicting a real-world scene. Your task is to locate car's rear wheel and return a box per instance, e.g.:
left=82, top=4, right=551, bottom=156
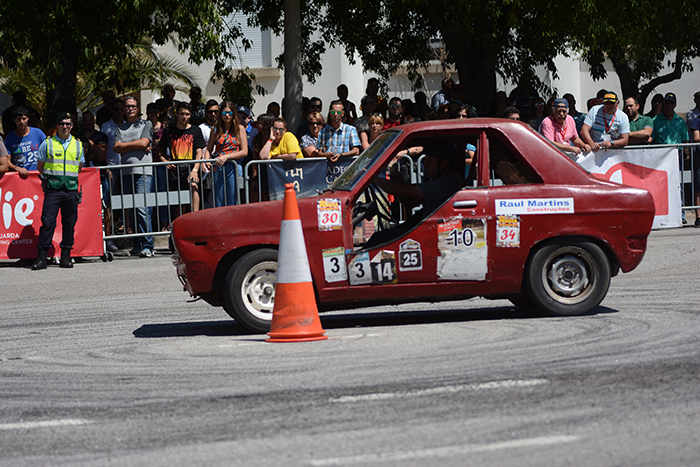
left=524, top=239, right=610, bottom=316
left=223, top=249, right=277, bottom=333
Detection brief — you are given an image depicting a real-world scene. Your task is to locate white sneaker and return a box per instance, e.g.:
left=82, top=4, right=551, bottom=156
left=139, top=249, right=154, bottom=257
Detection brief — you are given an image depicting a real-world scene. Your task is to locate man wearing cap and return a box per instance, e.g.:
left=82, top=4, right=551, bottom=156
left=652, top=93, right=689, bottom=145
left=32, top=112, right=85, bottom=270
left=539, top=98, right=591, bottom=157
left=652, top=92, right=690, bottom=223
left=623, top=96, right=653, bottom=145
left=580, top=92, right=630, bottom=151
left=237, top=105, right=258, bottom=152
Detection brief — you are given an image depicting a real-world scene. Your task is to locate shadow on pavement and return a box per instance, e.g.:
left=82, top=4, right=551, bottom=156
left=133, top=305, right=618, bottom=338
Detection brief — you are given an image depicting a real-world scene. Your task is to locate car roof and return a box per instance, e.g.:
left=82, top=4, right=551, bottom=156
left=390, top=118, right=596, bottom=185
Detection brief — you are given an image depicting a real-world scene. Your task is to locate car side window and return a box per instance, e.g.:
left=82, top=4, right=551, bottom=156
left=488, top=136, right=542, bottom=186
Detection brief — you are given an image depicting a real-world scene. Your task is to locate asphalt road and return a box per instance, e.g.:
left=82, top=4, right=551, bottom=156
left=1, top=227, right=698, bottom=466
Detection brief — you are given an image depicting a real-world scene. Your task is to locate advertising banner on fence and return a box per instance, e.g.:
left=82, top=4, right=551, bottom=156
left=266, top=158, right=355, bottom=201
left=576, top=147, right=681, bottom=229
left=0, top=169, right=104, bottom=259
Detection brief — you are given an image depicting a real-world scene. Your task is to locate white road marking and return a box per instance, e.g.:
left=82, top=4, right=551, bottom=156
left=310, top=435, right=579, bottom=466
left=337, top=333, right=384, bottom=339
left=0, top=419, right=91, bottom=430
left=330, top=379, right=548, bottom=403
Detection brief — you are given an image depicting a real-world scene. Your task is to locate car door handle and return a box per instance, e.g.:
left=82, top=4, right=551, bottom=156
left=453, top=200, right=478, bottom=209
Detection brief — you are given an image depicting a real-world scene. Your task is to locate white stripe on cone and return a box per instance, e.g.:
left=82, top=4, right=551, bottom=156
left=276, top=219, right=312, bottom=284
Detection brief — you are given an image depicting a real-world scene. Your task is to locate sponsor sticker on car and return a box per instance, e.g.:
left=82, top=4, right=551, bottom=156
left=495, top=198, right=574, bottom=215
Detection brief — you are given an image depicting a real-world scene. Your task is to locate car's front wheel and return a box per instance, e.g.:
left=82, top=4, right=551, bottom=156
left=223, top=249, right=277, bottom=333
left=524, top=239, right=611, bottom=316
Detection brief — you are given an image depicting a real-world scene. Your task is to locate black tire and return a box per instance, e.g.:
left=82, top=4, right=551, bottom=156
left=524, top=239, right=611, bottom=316
left=222, top=249, right=278, bottom=333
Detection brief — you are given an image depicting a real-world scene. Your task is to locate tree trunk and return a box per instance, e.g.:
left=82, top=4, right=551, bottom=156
left=283, top=0, right=303, bottom=133
left=608, top=50, right=640, bottom=103
left=422, top=3, right=497, bottom=116
left=45, top=40, right=80, bottom=123
left=609, top=48, right=686, bottom=113
left=456, top=45, right=497, bottom=117
left=637, top=51, right=685, bottom=113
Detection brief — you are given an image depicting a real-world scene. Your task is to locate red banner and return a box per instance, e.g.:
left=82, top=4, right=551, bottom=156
left=0, top=169, right=104, bottom=259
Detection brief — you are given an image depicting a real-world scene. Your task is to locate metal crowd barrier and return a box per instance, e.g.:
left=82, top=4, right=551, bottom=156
left=97, top=143, right=699, bottom=244
left=636, top=142, right=700, bottom=212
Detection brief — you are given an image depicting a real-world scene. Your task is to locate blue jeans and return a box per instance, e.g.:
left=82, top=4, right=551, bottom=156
left=678, top=149, right=686, bottom=220
left=213, top=161, right=238, bottom=207
left=123, top=173, right=154, bottom=252
left=153, top=165, right=170, bottom=227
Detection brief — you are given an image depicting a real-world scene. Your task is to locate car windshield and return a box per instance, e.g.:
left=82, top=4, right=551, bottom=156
left=330, top=131, right=401, bottom=191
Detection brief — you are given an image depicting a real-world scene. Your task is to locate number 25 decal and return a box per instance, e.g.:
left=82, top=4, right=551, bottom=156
left=398, top=239, right=423, bottom=272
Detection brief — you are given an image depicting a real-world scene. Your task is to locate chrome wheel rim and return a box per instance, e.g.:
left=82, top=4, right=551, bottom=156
left=542, top=247, right=596, bottom=304
left=240, top=261, right=277, bottom=321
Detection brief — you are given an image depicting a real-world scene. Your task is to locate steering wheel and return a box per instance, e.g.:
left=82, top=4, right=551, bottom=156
left=352, top=181, right=399, bottom=227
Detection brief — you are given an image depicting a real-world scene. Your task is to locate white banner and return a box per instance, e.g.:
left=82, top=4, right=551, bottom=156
left=576, top=148, right=681, bottom=229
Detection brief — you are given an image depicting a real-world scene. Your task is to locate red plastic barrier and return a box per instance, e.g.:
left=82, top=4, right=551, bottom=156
left=0, top=169, right=104, bottom=259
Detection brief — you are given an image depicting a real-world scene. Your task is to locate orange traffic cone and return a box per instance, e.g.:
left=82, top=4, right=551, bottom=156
left=267, top=183, right=328, bottom=343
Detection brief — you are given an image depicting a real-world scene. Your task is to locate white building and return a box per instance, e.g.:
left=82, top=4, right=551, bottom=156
left=141, top=24, right=700, bottom=119
left=3, top=24, right=699, bottom=122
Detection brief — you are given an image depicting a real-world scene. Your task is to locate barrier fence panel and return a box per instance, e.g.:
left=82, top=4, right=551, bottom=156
left=96, top=143, right=699, bottom=243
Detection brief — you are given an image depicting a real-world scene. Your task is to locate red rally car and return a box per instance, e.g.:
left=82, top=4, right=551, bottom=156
left=171, top=119, right=655, bottom=333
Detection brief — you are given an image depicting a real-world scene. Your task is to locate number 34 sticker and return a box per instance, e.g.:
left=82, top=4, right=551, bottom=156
left=496, top=215, right=520, bottom=248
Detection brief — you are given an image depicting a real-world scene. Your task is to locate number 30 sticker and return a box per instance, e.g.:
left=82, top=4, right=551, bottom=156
left=318, top=198, right=342, bottom=231
left=322, top=247, right=348, bottom=283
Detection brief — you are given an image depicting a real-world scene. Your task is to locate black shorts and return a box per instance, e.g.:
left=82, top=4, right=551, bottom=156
left=168, top=164, right=193, bottom=191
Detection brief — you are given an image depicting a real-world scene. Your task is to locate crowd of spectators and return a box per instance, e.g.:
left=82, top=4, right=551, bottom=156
left=2, top=79, right=700, bottom=245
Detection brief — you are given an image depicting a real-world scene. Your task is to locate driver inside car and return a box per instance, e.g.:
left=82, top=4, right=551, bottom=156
left=362, top=141, right=464, bottom=248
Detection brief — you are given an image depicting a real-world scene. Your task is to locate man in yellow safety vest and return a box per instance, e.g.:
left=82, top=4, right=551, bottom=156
left=32, top=112, right=85, bottom=270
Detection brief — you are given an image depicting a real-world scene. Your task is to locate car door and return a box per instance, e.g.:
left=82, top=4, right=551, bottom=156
left=343, top=132, right=492, bottom=296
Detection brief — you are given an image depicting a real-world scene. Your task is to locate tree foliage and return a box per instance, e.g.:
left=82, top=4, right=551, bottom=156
left=2, top=0, right=697, bottom=119
left=571, top=0, right=700, bottom=110
left=238, top=0, right=570, bottom=114
left=0, top=39, right=198, bottom=120
left=0, top=0, right=251, bottom=119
